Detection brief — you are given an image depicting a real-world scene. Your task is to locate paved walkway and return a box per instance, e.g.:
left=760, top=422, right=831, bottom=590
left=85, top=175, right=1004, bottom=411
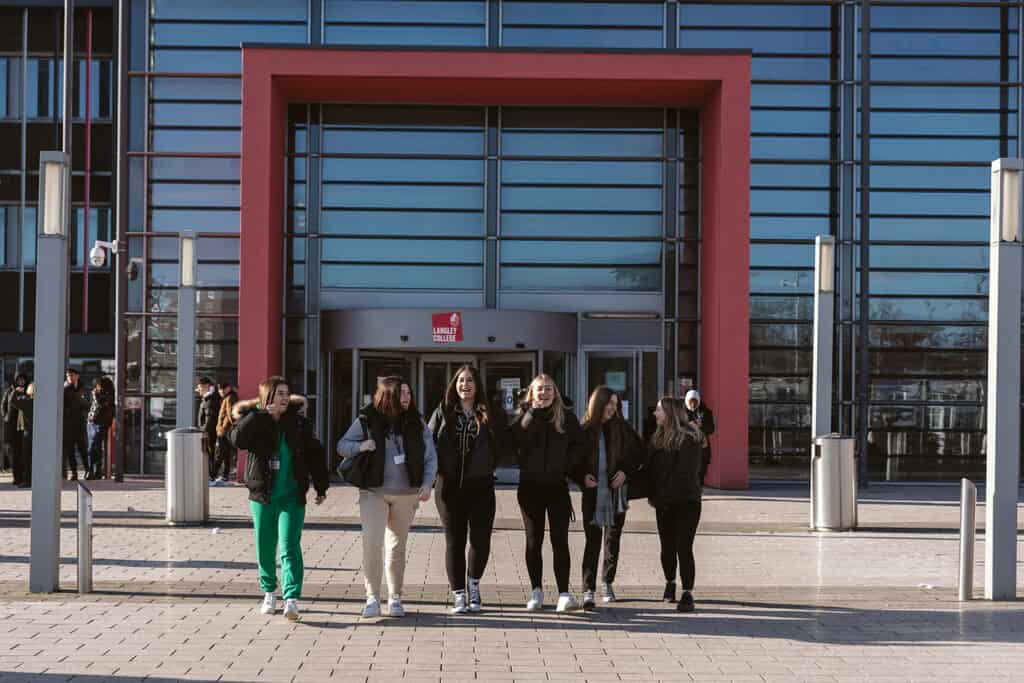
left=1, top=477, right=1022, bottom=682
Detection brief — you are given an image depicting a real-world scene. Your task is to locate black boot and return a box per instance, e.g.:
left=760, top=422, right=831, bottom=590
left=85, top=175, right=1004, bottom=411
left=662, top=581, right=676, bottom=603
left=676, top=591, right=695, bottom=613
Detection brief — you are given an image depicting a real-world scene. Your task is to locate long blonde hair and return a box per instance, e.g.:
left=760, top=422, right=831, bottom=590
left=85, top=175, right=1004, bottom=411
left=521, top=373, right=566, bottom=433
left=651, top=397, right=697, bottom=450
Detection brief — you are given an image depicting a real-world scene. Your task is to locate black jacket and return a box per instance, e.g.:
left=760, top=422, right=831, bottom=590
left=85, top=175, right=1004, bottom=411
left=229, top=397, right=329, bottom=506
left=685, top=402, right=715, bottom=483
left=429, top=404, right=506, bottom=488
left=511, top=406, right=588, bottom=487
left=63, top=381, right=88, bottom=432
left=577, top=418, right=643, bottom=486
left=358, top=405, right=428, bottom=489
left=198, top=390, right=221, bottom=438
left=644, top=435, right=705, bottom=506
left=87, top=390, right=115, bottom=428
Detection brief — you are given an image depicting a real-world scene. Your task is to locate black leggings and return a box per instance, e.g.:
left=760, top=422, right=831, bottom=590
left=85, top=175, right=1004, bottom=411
left=655, top=499, right=702, bottom=591
left=517, top=482, right=572, bottom=594
left=581, top=488, right=626, bottom=592
left=213, top=436, right=235, bottom=480
left=435, top=476, right=496, bottom=591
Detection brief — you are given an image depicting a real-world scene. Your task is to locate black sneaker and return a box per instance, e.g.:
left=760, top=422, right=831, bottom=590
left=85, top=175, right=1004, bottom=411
left=676, top=591, right=695, bottom=613
left=662, top=581, right=677, bottom=603
left=582, top=590, right=596, bottom=610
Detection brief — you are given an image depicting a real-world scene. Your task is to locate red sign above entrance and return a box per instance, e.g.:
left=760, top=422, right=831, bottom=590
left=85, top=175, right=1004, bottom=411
left=432, top=312, right=464, bottom=344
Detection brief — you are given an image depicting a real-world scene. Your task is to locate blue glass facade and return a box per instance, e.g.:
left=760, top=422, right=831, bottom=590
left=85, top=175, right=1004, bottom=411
left=1, top=0, right=1020, bottom=480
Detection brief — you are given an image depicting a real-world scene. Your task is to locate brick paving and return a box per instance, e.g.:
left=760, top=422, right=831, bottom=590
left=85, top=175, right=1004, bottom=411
left=0, top=477, right=1022, bottom=682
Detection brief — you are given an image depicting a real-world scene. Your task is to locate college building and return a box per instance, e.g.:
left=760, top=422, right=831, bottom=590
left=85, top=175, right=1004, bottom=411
left=0, top=0, right=1014, bottom=486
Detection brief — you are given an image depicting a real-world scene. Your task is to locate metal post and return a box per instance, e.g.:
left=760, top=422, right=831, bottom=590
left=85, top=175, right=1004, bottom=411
left=958, top=478, right=976, bottom=602
left=112, top=0, right=129, bottom=482
left=811, top=235, right=835, bottom=527
left=176, top=231, right=197, bottom=429
left=985, top=158, right=1022, bottom=601
left=77, top=481, right=93, bottom=593
left=62, top=0, right=73, bottom=156
left=30, top=152, right=71, bottom=593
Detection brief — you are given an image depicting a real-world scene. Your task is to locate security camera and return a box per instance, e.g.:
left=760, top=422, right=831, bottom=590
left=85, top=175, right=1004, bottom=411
left=89, top=245, right=106, bottom=268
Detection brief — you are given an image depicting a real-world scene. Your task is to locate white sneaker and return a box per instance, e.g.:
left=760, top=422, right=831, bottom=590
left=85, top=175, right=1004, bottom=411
left=526, top=588, right=544, bottom=611
left=582, top=590, right=596, bottom=610
left=451, top=590, right=468, bottom=614
left=603, top=584, right=617, bottom=603
left=556, top=593, right=580, bottom=612
left=388, top=596, right=405, bottom=617
left=468, top=581, right=482, bottom=612
left=362, top=598, right=381, bottom=618
left=259, top=592, right=277, bottom=615
left=283, top=598, right=300, bottom=621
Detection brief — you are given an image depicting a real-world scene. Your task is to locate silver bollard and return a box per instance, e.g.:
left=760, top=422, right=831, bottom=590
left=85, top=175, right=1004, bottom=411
left=77, top=481, right=93, bottom=594
left=958, top=478, right=977, bottom=601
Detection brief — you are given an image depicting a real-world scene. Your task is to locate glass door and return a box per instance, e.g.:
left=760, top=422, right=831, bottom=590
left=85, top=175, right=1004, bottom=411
left=358, top=353, right=418, bottom=411
left=418, top=354, right=477, bottom=418
left=480, top=353, right=536, bottom=469
left=584, top=348, right=662, bottom=434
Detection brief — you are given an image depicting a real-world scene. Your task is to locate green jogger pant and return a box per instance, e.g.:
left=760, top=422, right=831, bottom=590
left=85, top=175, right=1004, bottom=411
left=250, top=498, right=306, bottom=600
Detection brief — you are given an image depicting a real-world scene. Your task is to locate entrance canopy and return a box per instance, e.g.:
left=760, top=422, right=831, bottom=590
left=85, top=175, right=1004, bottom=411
left=238, top=46, right=751, bottom=487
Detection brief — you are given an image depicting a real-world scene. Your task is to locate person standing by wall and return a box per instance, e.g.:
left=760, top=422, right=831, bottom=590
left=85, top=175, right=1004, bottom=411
left=511, top=374, right=588, bottom=613
left=337, top=377, right=437, bottom=619
left=684, top=390, right=715, bottom=486
left=214, top=382, right=239, bottom=485
left=63, top=368, right=89, bottom=481
left=86, top=377, right=115, bottom=480
left=196, top=377, right=221, bottom=484
left=2, top=374, right=27, bottom=486
left=12, top=382, right=34, bottom=488
left=229, top=376, right=329, bottom=622
left=578, top=386, right=642, bottom=609
left=646, top=397, right=706, bottom=613
left=429, top=364, right=505, bottom=614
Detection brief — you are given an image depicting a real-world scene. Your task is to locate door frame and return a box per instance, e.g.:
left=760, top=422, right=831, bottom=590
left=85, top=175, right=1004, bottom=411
left=580, top=346, right=663, bottom=430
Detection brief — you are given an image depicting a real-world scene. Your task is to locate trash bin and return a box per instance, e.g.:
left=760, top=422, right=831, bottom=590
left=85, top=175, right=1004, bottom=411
left=810, top=434, right=857, bottom=531
left=165, top=427, right=209, bottom=525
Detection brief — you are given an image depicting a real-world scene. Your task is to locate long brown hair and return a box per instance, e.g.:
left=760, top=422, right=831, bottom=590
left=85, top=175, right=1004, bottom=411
left=651, top=396, right=697, bottom=450
left=582, top=385, right=627, bottom=468
left=373, top=376, right=403, bottom=418
left=521, top=373, right=566, bottom=433
left=443, top=364, right=489, bottom=428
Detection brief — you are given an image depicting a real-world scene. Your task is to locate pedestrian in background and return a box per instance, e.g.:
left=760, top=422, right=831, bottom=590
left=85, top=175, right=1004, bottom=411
left=214, top=382, right=239, bottom=485
left=429, top=364, right=505, bottom=614
left=230, top=376, right=329, bottom=622
left=511, top=374, right=587, bottom=613
left=86, top=377, right=115, bottom=480
left=63, top=368, right=89, bottom=481
left=2, top=374, right=27, bottom=486
left=645, top=397, right=706, bottom=613
left=338, top=377, right=437, bottom=619
left=578, top=386, right=642, bottom=609
left=684, top=389, right=715, bottom=486
left=12, top=382, right=34, bottom=488
left=196, top=377, right=221, bottom=484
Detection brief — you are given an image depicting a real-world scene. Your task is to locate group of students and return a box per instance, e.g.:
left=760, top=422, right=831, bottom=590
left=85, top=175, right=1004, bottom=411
left=1, top=368, right=116, bottom=486
left=228, top=369, right=714, bottom=623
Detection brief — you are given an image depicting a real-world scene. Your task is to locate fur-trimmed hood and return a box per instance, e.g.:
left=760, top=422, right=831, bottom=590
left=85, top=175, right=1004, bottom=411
left=232, top=394, right=308, bottom=422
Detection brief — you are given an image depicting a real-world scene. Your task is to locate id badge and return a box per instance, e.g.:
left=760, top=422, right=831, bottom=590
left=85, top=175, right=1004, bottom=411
left=393, top=453, right=406, bottom=465
left=271, top=458, right=281, bottom=471
left=393, top=437, right=406, bottom=465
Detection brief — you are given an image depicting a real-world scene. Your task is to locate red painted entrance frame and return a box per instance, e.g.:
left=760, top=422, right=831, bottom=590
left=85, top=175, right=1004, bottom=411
left=239, top=47, right=751, bottom=488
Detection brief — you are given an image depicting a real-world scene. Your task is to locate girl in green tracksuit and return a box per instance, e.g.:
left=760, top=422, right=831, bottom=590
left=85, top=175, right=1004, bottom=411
left=230, top=375, right=329, bottom=621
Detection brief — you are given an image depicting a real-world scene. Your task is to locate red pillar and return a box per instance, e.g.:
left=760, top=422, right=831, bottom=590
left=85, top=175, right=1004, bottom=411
left=699, top=71, right=751, bottom=489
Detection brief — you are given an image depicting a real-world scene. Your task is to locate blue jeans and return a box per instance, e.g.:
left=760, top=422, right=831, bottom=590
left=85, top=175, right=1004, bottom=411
left=87, top=423, right=108, bottom=477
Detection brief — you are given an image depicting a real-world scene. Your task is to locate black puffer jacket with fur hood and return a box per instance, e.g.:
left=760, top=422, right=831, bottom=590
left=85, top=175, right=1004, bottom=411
left=229, top=395, right=329, bottom=505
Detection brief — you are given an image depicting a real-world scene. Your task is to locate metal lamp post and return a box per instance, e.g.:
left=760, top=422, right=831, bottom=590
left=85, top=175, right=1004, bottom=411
left=29, top=152, right=71, bottom=593
left=985, top=158, right=1022, bottom=601
left=176, top=231, right=197, bottom=429
left=812, top=234, right=836, bottom=440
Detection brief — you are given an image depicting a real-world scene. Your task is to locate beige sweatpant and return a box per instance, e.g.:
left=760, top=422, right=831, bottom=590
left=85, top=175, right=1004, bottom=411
left=358, top=490, right=420, bottom=600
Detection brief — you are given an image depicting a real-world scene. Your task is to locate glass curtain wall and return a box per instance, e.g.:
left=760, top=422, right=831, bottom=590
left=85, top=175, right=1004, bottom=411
left=129, top=0, right=1024, bottom=479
